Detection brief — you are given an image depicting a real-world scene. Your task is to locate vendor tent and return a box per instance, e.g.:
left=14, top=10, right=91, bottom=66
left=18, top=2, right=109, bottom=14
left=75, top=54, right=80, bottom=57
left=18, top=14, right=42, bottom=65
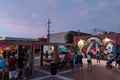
left=58, top=45, right=68, bottom=54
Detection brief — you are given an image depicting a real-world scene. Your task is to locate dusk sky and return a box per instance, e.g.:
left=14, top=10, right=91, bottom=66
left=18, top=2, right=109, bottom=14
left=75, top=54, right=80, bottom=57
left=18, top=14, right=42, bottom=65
left=0, top=0, right=120, bottom=38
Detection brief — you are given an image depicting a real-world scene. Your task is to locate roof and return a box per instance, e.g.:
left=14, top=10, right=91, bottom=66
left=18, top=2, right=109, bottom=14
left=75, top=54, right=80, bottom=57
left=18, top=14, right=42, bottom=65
left=50, top=32, right=67, bottom=43
left=50, top=32, right=67, bottom=36
left=0, top=36, right=37, bottom=41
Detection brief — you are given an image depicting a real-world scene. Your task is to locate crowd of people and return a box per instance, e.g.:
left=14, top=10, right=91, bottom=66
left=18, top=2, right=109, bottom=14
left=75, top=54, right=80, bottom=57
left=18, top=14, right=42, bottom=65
left=0, top=48, right=17, bottom=80
left=53, top=48, right=120, bottom=72
left=0, top=44, right=120, bottom=79
left=0, top=46, right=32, bottom=80
left=106, top=52, right=120, bottom=69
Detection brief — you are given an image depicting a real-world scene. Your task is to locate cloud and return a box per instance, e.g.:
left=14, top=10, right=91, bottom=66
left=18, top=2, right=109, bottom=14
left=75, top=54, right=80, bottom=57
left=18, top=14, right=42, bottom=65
left=50, top=0, right=120, bottom=33
left=0, top=0, right=120, bottom=38
left=0, top=0, right=48, bottom=37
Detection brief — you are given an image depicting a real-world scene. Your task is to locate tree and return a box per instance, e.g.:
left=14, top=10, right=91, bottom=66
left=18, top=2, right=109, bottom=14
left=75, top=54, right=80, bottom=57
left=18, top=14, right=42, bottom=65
left=64, top=31, right=78, bottom=43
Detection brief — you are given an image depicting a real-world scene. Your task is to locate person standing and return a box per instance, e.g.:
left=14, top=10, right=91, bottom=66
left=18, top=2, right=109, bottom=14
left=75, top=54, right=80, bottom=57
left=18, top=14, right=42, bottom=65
left=18, top=46, right=26, bottom=80
left=45, top=51, right=49, bottom=59
left=72, top=52, right=79, bottom=71
left=106, top=53, right=114, bottom=69
left=77, top=53, right=83, bottom=70
left=0, top=54, right=6, bottom=80
left=65, top=50, right=72, bottom=64
left=8, top=54, right=17, bottom=80
left=87, top=52, right=92, bottom=71
left=116, top=54, right=120, bottom=70
left=96, top=51, right=101, bottom=64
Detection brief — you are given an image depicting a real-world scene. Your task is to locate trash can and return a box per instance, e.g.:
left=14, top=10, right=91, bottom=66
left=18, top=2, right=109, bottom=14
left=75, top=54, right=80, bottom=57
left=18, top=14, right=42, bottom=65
left=50, top=62, right=57, bottom=75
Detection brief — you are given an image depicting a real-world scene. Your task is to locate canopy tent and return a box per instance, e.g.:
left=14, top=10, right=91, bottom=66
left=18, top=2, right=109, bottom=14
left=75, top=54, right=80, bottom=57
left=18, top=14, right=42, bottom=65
left=58, top=46, right=68, bottom=54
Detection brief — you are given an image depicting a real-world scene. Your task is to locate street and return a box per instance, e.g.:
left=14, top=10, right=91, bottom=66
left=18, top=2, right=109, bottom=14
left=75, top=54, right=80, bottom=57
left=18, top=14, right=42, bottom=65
left=31, top=59, right=120, bottom=80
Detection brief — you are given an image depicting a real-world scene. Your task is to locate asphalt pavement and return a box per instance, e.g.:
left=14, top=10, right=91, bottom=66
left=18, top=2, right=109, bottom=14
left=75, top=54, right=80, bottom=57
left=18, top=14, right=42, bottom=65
left=31, top=59, right=120, bottom=80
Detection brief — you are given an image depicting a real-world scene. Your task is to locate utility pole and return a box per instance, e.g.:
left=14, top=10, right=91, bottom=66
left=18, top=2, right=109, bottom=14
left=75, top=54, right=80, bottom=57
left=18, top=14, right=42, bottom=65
left=47, top=19, right=51, bottom=56
left=47, top=19, right=51, bottom=43
left=40, top=19, right=51, bottom=67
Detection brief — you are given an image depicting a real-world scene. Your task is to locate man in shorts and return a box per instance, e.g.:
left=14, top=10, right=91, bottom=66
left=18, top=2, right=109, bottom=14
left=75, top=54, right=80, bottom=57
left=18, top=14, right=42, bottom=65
left=87, top=52, right=92, bottom=71
left=96, top=51, right=101, bottom=64
left=77, top=53, right=83, bottom=70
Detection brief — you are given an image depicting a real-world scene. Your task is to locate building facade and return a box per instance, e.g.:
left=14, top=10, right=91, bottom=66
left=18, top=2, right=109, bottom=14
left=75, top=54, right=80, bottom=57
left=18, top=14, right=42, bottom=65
left=50, top=32, right=67, bottom=43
